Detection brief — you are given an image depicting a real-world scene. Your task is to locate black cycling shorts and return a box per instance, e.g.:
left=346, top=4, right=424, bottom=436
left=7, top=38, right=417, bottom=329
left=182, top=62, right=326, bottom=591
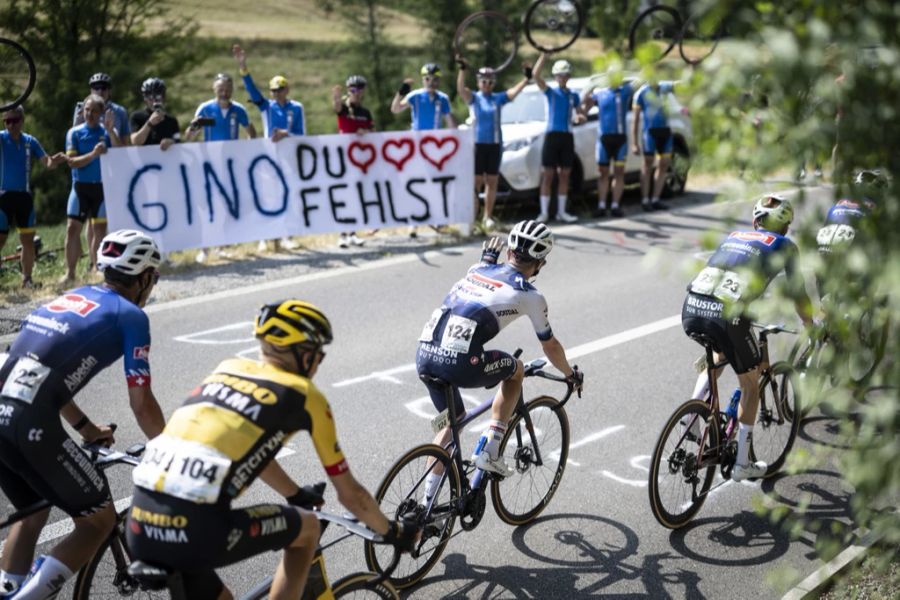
left=541, top=131, right=575, bottom=168
left=681, top=292, right=761, bottom=374
left=598, top=134, right=627, bottom=166
left=474, top=143, right=502, bottom=176
left=416, top=343, right=517, bottom=416
left=0, top=191, right=36, bottom=234
left=126, top=488, right=303, bottom=600
left=68, top=182, right=106, bottom=222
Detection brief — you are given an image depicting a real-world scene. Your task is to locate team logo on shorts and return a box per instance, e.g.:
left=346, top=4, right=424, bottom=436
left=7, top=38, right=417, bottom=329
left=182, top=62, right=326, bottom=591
left=46, top=294, right=100, bottom=317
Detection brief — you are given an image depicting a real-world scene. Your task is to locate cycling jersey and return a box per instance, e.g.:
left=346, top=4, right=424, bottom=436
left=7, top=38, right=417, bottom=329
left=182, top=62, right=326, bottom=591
left=133, top=357, right=347, bottom=506
left=241, top=73, right=305, bottom=137
left=592, top=83, right=634, bottom=136
left=469, top=91, right=510, bottom=144
left=633, top=82, right=674, bottom=131
left=193, top=100, right=251, bottom=141
left=336, top=103, right=374, bottom=133
left=65, top=123, right=112, bottom=183
left=130, top=110, right=182, bottom=146
left=817, top=197, right=875, bottom=252
left=405, top=89, right=451, bottom=131
left=543, top=85, right=580, bottom=133
left=0, top=131, right=46, bottom=193
left=72, top=100, right=131, bottom=138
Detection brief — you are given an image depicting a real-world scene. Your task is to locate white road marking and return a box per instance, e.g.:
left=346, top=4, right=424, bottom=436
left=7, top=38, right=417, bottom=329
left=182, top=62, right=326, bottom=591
left=334, top=364, right=417, bottom=388
left=553, top=425, right=626, bottom=467
left=173, top=322, right=254, bottom=344
left=601, top=470, right=647, bottom=487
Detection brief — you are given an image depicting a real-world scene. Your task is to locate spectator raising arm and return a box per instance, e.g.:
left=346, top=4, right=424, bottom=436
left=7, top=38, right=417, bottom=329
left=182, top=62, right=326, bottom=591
left=391, top=78, right=414, bottom=114
left=532, top=52, right=550, bottom=92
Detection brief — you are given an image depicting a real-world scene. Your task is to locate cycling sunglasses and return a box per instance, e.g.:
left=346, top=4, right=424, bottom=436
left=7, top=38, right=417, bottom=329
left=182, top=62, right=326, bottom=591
left=348, top=86, right=365, bottom=93
left=423, top=76, right=440, bottom=82
left=4, top=116, right=22, bottom=125
left=90, top=83, right=111, bottom=91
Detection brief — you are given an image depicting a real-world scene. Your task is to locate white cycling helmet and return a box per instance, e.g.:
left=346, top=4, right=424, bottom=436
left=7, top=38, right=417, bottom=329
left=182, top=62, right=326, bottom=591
left=508, top=220, right=553, bottom=260
left=752, top=194, right=794, bottom=231
left=551, top=60, right=572, bottom=76
left=97, top=229, right=161, bottom=275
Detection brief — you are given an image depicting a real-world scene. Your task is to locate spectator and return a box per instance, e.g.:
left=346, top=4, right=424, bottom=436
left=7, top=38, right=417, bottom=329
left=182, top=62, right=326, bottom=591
left=0, top=106, right=65, bottom=288
left=130, top=77, right=180, bottom=150
left=533, top=55, right=585, bottom=223
left=391, top=63, right=456, bottom=238
left=456, top=57, right=530, bottom=231
left=631, top=79, right=677, bottom=211
left=62, top=94, right=123, bottom=283
left=581, top=64, right=634, bottom=218
left=332, top=74, right=374, bottom=248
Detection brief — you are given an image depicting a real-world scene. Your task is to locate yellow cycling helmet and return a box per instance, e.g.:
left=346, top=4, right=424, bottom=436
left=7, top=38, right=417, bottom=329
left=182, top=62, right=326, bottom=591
left=254, top=300, right=333, bottom=348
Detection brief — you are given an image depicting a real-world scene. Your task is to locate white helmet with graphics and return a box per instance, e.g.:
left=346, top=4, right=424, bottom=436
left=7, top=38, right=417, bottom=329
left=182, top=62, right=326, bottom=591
left=508, top=220, right=553, bottom=260
left=752, top=194, right=794, bottom=231
left=551, top=60, right=572, bottom=76
left=97, top=229, right=161, bottom=275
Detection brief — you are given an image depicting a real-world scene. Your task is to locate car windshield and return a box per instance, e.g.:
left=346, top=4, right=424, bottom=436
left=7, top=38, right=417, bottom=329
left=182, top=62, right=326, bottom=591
left=501, top=90, right=545, bottom=124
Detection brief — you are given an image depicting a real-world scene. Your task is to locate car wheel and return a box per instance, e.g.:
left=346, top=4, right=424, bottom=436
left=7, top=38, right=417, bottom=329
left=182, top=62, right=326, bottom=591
left=662, top=140, right=690, bottom=198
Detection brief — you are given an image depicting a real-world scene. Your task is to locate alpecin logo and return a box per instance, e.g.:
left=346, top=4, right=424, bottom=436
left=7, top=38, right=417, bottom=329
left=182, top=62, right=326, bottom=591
left=46, top=294, right=100, bottom=317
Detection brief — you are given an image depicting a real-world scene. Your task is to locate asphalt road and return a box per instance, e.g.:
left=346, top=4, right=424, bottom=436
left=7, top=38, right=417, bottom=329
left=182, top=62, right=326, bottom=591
left=2, top=184, right=860, bottom=599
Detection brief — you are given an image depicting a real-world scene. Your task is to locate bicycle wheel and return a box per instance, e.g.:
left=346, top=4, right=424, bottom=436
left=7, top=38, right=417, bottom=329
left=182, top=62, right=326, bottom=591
left=332, top=572, right=399, bottom=600
left=848, top=303, right=889, bottom=385
left=0, top=38, right=37, bottom=111
left=678, top=12, right=723, bottom=65
left=751, top=362, right=800, bottom=476
left=453, top=11, right=519, bottom=73
left=628, top=5, right=682, bottom=63
left=523, top=0, right=584, bottom=53
left=72, top=510, right=166, bottom=599
left=490, top=396, right=569, bottom=525
left=648, top=399, right=720, bottom=529
left=363, top=444, right=461, bottom=590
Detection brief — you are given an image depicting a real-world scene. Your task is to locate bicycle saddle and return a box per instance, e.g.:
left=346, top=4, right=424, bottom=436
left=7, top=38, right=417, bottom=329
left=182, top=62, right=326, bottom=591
left=419, top=373, right=451, bottom=387
left=126, top=561, right=173, bottom=589
left=687, top=332, right=721, bottom=352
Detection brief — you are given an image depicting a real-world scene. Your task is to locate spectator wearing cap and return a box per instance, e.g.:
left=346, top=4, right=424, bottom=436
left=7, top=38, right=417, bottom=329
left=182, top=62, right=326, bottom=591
left=232, top=44, right=305, bottom=141
left=332, top=74, right=374, bottom=248
left=456, top=57, right=530, bottom=231
left=130, top=78, right=181, bottom=150
left=184, top=72, right=256, bottom=142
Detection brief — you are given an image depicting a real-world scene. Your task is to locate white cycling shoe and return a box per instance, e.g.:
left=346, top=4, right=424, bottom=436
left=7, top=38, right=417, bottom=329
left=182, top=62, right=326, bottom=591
left=556, top=211, right=578, bottom=223
left=535, top=212, right=549, bottom=224
left=475, top=451, right=515, bottom=477
left=732, top=460, right=767, bottom=482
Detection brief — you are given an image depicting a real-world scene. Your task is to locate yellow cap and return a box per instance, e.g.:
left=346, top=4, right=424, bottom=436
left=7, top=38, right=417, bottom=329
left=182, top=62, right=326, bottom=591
left=269, top=75, right=289, bottom=90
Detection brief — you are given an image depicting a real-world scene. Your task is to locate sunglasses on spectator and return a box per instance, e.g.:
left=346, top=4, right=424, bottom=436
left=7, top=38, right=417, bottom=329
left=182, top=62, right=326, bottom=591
left=423, top=76, right=439, bottom=82
left=349, top=86, right=365, bottom=93
left=270, top=87, right=286, bottom=93
left=91, top=84, right=110, bottom=91
left=4, top=117, right=22, bottom=125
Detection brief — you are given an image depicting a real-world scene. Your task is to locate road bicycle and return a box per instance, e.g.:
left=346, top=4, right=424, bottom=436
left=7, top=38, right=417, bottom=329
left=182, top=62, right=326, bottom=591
left=364, top=356, right=580, bottom=589
left=648, top=324, right=800, bottom=529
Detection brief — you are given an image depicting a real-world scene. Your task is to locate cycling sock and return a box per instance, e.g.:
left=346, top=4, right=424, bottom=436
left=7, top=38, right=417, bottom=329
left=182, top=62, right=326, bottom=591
left=479, top=420, right=508, bottom=460
left=558, top=195, right=568, bottom=214
left=0, top=571, right=26, bottom=596
left=611, top=202, right=620, bottom=209
left=642, top=197, right=650, bottom=205
left=539, top=195, right=550, bottom=215
left=691, top=373, right=709, bottom=400
left=736, top=423, right=753, bottom=466
left=15, top=555, right=73, bottom=600
left=422, top=473, right=441, bottom=503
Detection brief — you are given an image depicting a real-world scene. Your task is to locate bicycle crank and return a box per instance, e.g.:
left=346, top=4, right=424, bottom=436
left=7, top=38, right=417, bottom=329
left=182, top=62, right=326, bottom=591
left=459, top=489, right=486, bottom=531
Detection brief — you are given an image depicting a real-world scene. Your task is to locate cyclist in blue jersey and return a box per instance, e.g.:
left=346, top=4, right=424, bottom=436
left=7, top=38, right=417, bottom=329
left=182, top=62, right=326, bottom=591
left=391, top=63, right=456, bottom=131
left=233, top=45, right=305, bottom=141
left=416, top=220, right=583, bottom=480
left=456, top=57, right=530, bottom=231
left=632, top=80, right=677, bottom=211
left=682, top=195, right=813, bottom=482
left=533, top=55, right=586, bottom=224
left=581, top=65, right=634, bottom=218
left=0, top=230, right=165, bottom=600
left=62, top=95, right=123, bottom=283
left=1, top=106, right=65, bottom=288
left=185, top=73, right=257, bottom=142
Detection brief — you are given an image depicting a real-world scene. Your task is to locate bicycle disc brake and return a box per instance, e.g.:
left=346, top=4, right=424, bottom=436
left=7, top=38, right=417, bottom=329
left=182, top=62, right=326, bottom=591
left=459, top=489, right=486, bottom=531
left=720, top=440, right=737, bottom=479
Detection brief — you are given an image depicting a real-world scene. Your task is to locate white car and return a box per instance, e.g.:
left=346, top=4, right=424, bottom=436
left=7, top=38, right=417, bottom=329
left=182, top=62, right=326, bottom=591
left=497, top=75, right=692, bottom=201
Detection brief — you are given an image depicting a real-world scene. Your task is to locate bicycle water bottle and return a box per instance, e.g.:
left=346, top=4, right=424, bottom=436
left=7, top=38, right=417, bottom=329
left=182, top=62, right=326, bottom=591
left=725, top=388, right=741, bottom=421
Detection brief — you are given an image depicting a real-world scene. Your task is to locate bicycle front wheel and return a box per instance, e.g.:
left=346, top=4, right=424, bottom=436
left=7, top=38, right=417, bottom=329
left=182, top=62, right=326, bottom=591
left=364, top=444, right=461, bottom=590
left=332, top=572, right=399, bottom=599
left=648, top=400, right=719, bottom=529
left=751, top=362, right=800, bottom=476
left=491, top=396, right=570, bottom=526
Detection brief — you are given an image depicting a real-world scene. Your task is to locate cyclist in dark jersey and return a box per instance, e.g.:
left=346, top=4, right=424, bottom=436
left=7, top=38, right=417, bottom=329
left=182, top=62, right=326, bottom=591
left=416, top=220, right=583, bottom=482
left=332, top=75, right=374, bottom=248
left=682, top=195, right=813, bottom=482
left=127, top=300, right=417, bottom=600
left=0, top=230, right=165, bottom=599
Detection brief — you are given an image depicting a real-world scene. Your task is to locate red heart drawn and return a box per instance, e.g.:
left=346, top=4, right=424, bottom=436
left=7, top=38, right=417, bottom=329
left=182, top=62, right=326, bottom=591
left=381, top=138, right=416, bottom=171
left=419, top=136, right=460, bottom=171
left=347, top=141, right=376, bottom=174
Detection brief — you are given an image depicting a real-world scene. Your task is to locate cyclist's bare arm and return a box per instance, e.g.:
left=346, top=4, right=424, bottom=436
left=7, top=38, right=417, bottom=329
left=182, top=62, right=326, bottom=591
left=245, top=123, right=257, bottom=139
left=532, top=52, right=549, bottom=91
left=259, top=459, right=302, bottom=497
left=540, top=335, right=576, bottom=379
left=457, top=68, right=472, bottom=105
left=128, top=386, right=165, bottom=438
left=506, top=75, right=530, bottom=102
left=60, top=400, right=115, bottom=444
left=444, top=112, right=457, bottom=129
left=390, top=79, right=414, bottom=113
left=329, top=470, right=390, bottom=535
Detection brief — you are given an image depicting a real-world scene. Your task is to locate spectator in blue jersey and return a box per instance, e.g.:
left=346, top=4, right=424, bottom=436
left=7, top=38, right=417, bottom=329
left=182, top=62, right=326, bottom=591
left=631, top=79, right=677, bottom=211
left=581, top=64, right=634, bottom=218
left=533, top=55, right=586, bottom=224
left=184, top=73, right=257, bottom=142
left=0, top=106, right=65, bottom=288
left=61, top=95, right=123, bottom=283
left=456, top=57, right=530, bottom=231
left=233, top=44, right=305, bottom=141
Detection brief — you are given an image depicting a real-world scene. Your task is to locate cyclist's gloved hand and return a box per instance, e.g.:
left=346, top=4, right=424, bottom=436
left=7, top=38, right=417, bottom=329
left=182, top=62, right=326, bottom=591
left=522, top=63, right=533, bottom=79
left=287, top=482, right=326, bottom=509
left=382, top=518, right=420, bottom=553
left=455, top=54, right=467, bottom=70
left=566, top=367, right=584, bottom=397
left=481, top=236, right=504, bottom=264
left=398, top=80, right=412, bottom=96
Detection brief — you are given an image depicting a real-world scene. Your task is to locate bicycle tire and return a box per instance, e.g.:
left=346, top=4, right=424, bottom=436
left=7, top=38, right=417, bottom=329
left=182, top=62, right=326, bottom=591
left=453, top=11, right=519, bottom=73
left=490, top=396, right=569, bottom=525
left=523, top=0, right=584, bottom=53
left=332, top=571, right=400, bottom=599
left=848, top=304, right=889, bottom=385
left=627, top=5, right=682, bottom=62
left=648, top=399, right=719, bottom=529
left=0, top=38, right=37, bottom=112
left=750, top=362, right=800, bottom=476
left=363, top=443, right=461, bottom=590
left=678, top=13, right=723, bottom=65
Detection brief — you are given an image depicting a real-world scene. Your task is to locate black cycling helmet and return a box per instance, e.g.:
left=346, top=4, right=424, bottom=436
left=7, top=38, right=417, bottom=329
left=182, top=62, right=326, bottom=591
left=420, top=63, right=441, bottom=77
left=346, top=74, right=367, bottom=88
left=140, top=77, right=166, bottom=97
left=89, top=72, right=112, bottom=87
left=254, top=300, right=333, bottom=350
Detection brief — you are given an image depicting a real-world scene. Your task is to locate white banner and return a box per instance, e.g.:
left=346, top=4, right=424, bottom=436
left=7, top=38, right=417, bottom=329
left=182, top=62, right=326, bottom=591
left=101, top=130, right=475, bottom=252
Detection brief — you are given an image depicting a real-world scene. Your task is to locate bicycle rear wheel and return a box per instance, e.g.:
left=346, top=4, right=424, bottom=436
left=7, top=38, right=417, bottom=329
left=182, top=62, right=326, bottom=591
left=363, top=444, right=460, bottom=590
left=332, top=572, right=399, bottom=599
left=628, top=5, right=682, bottom=63
left=0, top=38, right=36, bottom=112
left=454, top=11, right=518, bottom=73
left=523, top=0, right=584, bottom=53
left=490, top=396, right=569, bottom=525
left=751, top=362, right=800, bottom=476
left=648, top=400, right=719, bottom=529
